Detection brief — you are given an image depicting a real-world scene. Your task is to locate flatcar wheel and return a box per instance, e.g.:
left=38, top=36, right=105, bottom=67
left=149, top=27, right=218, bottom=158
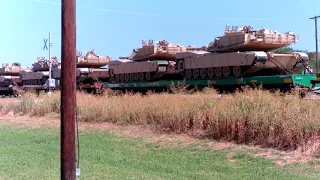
left=115, top=74, right=120, bottom=82
left=109, top=76, right=115, bottom=83
left=233, top=66, right=241, bottom=76
left=207, top=68, right=214, bottom=78
left=193, top=69, right=199, bottom=78
left=223, top=67, right=230, bottom=77
left=215, top=67, right=222, bottom=77
left=134, top=73, right=139, bottom=81
left=145, top=72, right=151, bottom=81
left=130, top=73, right=135, bottom=81
left=185, top=69, right=192, bottom=79
left=200, top=68, right=207, bottom=78
left=120, top=74, right=125, bottom=82
left=125, top=73, right=130, bottom=81
left=139, top=72, right=144, bottom=81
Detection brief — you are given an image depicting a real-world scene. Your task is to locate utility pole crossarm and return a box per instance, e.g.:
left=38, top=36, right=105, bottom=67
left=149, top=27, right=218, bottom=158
left=309, top=15, right=320, bottom=20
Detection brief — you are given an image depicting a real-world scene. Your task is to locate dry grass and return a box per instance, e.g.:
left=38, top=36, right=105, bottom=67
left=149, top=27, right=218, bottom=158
left=1, top=87, right=320, bottom=154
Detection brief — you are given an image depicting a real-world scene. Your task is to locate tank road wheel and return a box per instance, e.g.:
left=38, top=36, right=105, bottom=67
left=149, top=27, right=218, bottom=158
left=177, top=60, right=184, bottom=71
left=125, top=73, right=130, bottom=82
left=120, top=74, right=125, bottom=82
left=134, top=73, right=139, bottom=81
left=200, top=68, right=207, bottom=78
left=207, top=68, right=214, bottom=78
left=215, top=67, right=222, bottom=77
left=109, top=69, right=114, bottom=77
left=185, top=69, right=192, bottom=79
left=145, top=72, right=151, bottom=81
left=233, top=66, right=241, bottom=76
left=115, top=74, right=120, bottom=82
left=139, top=72, right=144, bottom=81
left=223, top=67, right=230, bottom=77
left=130, top=73, right=135, bottom=81
left=193, top=69, right=199, bottom=79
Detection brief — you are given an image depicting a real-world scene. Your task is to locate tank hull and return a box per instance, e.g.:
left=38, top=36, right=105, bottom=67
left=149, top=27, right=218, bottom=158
left=175, top=51, right=268, bottom=79
left=52, top=67, right=109, bottom=93
left=52, top=67, right=109, bottom=79
left=19, top=70, right=50, bottom=90
left=174, top=50, right=309, bottom=79
left=108, top=60, right=178, bottom=83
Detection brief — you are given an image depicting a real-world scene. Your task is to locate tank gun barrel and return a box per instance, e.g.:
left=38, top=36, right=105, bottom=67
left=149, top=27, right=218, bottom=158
left=186, top=46, right=207, bottom=51
left=119, top=56, right=130, bottom=59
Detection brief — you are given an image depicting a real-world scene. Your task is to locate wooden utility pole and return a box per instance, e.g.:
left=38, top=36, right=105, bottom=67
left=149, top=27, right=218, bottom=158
left=310, top=15, right=320, bottom=73
left=61, top=0, right=76, bottom=179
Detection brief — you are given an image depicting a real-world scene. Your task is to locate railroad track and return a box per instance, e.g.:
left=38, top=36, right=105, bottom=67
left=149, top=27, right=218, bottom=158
left=175, top=93, right=320, bottom=100
left=1, top=93, right=320, bottom=101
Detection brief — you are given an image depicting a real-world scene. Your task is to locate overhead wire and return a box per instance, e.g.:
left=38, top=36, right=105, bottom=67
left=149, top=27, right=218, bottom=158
left=31, top=0, right=302, bottom=21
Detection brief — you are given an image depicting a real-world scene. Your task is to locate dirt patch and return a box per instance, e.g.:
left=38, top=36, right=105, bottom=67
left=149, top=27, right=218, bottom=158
left=0, top=113, right=318, bottom=166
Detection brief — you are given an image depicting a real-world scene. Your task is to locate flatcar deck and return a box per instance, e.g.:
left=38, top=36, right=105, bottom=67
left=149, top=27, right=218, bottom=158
left=104, top=74, right=320, bottom=91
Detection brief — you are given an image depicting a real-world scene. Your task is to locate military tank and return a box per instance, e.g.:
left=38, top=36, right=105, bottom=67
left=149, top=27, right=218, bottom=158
left=108, top=40, right=186, bottom=83
left=175, top=25, right=309, bottom=79
left=0, top=63, right=22, bottom=96
left=52, top=50, right=112, bottom=93
left=20, top=57, right=60, bottom=91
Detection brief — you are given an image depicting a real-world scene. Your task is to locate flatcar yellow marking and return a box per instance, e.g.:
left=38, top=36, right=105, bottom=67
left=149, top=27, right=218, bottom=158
left=283, top=78, right=293, bottom=83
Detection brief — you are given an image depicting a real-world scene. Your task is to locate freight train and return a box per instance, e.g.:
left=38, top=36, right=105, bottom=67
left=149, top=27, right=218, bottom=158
left=1, top=25, right=320, bottom=97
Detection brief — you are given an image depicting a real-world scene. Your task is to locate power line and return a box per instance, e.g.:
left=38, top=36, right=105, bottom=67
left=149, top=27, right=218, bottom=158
left=32, top=0, right=302, bottom=21
left=310, top=15, right=320, bottom=73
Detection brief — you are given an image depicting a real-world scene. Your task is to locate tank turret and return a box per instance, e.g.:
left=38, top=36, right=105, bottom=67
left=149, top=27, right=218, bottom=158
left=127, top=39, right=188, bottom=62
left=206, top=25, right=298, bottom=53
left=32, top=56, right=60, bottom=72
left=76, top=49, right=112, bottom=68
left=0, top=62, right=22, bottom=76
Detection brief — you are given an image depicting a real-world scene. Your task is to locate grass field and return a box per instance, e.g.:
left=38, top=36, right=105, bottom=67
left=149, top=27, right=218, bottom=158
left=1, top=88, right=320, bottom=154
left=1, top=88, right=320, bottom=179
left=0, top=124, right=320, bottom=180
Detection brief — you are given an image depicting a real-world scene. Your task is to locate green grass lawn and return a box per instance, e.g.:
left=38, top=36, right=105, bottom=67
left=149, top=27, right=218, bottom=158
left=0, top=125, right=319, bottom=180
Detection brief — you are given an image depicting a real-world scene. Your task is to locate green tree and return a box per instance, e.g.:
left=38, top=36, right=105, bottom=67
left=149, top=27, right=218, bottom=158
left=271, top=47, right=318, bottom=72
left=271, top=47, right=294, bottom=53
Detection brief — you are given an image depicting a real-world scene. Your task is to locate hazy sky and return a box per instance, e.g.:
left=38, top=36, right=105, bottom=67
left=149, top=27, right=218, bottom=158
left=1, top=0, right=320, bottom=67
